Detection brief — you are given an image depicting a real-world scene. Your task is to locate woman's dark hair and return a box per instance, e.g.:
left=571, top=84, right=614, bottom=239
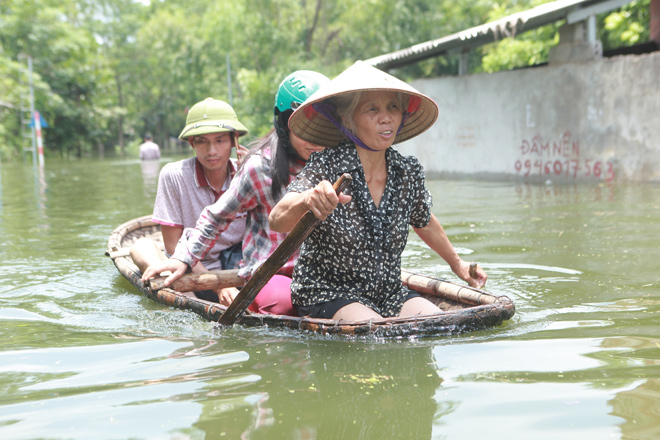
left=240, top=109, right=296, bottom=199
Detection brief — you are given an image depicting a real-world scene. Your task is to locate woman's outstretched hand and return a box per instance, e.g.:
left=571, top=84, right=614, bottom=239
left=141, top=258, right=188, bottom=287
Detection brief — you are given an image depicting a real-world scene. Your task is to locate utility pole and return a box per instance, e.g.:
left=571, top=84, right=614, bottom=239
left=35, top=110, right=44, bottom=167
left=18, top=55, right=37, bottom=166
left=26, top=56, right=39, bottom=167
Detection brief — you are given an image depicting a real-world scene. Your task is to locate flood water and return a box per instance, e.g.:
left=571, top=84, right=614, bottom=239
left=0, top=156, right=658, bottom=440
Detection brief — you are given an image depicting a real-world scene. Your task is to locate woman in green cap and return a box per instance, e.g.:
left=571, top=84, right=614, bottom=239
left=142, top=71, right=330, bottom=315
left=269, top=61, right=488, bottom=321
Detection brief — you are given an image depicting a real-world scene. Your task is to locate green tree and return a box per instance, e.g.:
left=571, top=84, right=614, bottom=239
left=478, top=0, right=651, bottom=73
left=0, top=0, right=655, bottom=161
left=0, top=55, right=25, bottom=160
left=601, top=0, right=650, bottom=49
left=76, top=0, right=147, bottom=157
left=1, top=0, right=110, bottom=158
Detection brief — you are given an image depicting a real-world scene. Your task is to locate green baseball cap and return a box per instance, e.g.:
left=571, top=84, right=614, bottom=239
left=178, top=97, right=248, bottom=140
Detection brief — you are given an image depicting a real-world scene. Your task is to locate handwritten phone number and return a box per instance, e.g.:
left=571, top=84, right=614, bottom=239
left=514, top=159, right=615, bottom=181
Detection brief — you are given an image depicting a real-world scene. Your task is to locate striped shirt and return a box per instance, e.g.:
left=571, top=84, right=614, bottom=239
left=171, top=148, right=303, bottom=278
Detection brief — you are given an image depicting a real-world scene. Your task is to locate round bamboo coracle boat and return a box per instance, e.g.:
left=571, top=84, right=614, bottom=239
left=106, top=216, right=515, bottom=338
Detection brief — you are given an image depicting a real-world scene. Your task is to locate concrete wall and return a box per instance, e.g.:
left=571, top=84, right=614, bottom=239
left=404, top=50, right=660, bottom=183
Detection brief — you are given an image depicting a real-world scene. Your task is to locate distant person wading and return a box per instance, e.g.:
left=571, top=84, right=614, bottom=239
left=138, top=134, right=161, bottom=160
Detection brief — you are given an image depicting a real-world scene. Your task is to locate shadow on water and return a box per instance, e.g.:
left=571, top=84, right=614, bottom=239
left=0, top=158, right=659, bottom=439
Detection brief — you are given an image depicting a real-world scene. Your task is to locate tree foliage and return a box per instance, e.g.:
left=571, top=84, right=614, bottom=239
left=0, top=0, right=654, bottom=160
left=601, top=0, right=651, bottom=48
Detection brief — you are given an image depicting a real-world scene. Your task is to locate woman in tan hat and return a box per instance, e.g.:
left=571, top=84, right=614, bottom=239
left=269, top=61, right=488, bottom=321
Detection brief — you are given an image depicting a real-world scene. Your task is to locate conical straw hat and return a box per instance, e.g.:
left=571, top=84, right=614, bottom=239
left=288, top=61, right=438, bottom=148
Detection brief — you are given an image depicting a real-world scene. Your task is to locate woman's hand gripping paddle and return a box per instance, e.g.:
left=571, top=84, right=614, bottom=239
left=218, top=173, right=353, bottom=326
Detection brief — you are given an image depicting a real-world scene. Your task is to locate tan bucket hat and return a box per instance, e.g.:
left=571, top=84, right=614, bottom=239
left=288, top=61, right=438, bottom=148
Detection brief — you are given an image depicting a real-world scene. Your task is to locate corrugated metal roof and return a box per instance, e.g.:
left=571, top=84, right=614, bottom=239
left=364, top=0, right=629, bottom=70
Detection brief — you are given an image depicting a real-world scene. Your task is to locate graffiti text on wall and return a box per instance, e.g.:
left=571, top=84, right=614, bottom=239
left=514, top=131, right=615, bottom=181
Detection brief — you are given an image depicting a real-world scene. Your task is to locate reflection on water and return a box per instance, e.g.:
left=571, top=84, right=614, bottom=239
left=307, top=342, right=441, bottom=438
left=36, top=165, right=47, bottom=219
left=139, top=159, right=161, bottom=198
left=0, top=158, right=659, bottom=439
left=0, top=339, right=254, bottom=439
left=612, top=379, right=660, bottom=440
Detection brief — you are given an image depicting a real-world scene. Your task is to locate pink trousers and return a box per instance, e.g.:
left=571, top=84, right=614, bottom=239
left=247, top=274, right=296, bottom=316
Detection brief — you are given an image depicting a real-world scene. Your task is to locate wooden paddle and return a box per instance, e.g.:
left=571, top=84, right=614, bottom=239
left=218, top=173, right=353, bottom=326
left=469, top=262, right=480, bottom=279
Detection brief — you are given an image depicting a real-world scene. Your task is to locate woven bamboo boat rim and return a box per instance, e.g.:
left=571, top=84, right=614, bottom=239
left=107, top=216, right=515, bottom=337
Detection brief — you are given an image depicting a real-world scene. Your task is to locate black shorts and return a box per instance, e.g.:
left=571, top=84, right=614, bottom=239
left=194, top=289, right=219, bottom=302
left=297, top=292, right=422, bottom=319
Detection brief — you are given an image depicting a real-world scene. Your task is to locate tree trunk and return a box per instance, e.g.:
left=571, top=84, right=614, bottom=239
left=115, top=72, right=125, bottom=159
left=305, top=0, right=322, bottom=53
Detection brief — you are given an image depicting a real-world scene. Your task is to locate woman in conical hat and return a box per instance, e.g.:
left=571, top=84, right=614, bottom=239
left=270, top=61, right=487, bottom=321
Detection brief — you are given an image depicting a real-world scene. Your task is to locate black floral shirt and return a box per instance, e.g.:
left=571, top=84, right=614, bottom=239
left=287, top=141, right=432, bottom=317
